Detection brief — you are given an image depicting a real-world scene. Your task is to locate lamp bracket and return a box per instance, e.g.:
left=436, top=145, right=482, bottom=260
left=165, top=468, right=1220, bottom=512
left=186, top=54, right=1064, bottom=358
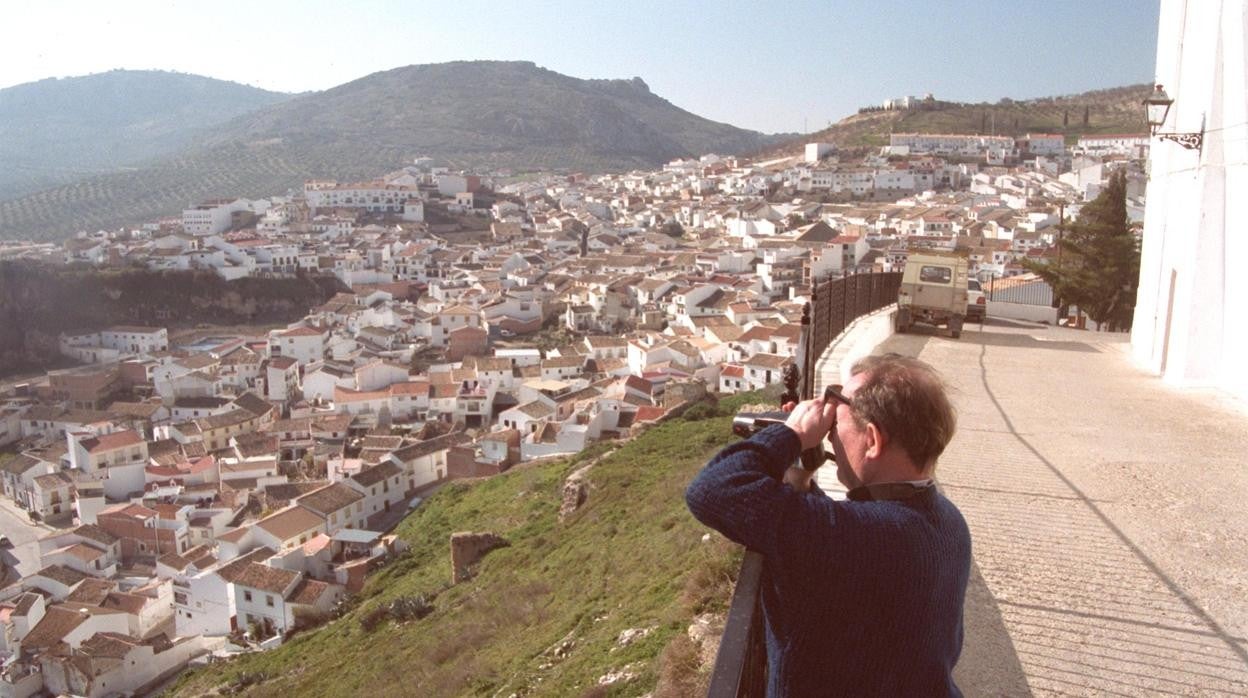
left=1157, top=132, right=1203, bottom=151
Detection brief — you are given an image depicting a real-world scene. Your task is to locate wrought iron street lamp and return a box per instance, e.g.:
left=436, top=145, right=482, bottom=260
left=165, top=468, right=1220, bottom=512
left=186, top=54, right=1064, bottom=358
left=1143, top=84, right=1203, bottom=151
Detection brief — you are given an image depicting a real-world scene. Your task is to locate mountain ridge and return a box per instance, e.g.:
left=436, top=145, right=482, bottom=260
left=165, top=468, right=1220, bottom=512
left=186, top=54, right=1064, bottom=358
left=0, top=69, right=293, bottom=199
left=0, top=61, right=779, bottom=241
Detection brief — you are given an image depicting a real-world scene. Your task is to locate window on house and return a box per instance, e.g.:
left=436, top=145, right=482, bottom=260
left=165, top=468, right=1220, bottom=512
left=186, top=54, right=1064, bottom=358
left=266, top=595, right=275, bottom=607
left=244, top=591, right=253, bottom=602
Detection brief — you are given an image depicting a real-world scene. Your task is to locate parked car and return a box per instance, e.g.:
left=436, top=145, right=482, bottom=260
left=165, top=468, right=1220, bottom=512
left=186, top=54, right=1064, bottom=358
left=966, top=278, right=986, bottom=321
left=0, top=535, right=12, bottom=548
left=896, top=252, right=970, bottom=338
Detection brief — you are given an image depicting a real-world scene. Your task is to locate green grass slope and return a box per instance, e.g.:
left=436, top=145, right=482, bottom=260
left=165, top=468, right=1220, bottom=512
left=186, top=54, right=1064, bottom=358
left=168, top=393, right=770, bottom=698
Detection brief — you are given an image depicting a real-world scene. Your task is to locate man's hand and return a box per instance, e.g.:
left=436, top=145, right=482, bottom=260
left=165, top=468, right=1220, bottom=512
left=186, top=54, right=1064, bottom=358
left=783, top=397, right=836, bottom=452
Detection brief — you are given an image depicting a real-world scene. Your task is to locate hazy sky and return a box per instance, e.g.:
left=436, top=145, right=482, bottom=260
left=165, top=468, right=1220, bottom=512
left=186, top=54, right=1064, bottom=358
left=1, top=0, right=1159, bottom=133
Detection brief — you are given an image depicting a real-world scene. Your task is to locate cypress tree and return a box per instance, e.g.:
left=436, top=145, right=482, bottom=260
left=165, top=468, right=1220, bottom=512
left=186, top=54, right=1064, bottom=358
left=1024, top=170, right=1140, bottom=330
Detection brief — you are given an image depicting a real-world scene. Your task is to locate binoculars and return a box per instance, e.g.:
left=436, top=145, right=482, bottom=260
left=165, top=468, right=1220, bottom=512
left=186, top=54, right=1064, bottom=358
left=732, top=385, right=845, bottom=471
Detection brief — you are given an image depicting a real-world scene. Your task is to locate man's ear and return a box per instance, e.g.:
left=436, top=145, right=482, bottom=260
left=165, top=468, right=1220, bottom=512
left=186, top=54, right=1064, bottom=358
left=865, top=422, right=886, bottom=459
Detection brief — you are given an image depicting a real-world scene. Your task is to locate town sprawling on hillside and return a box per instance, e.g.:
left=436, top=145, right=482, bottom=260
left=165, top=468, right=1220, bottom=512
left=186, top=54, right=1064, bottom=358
left=0, top=128, right=1146, bottom=695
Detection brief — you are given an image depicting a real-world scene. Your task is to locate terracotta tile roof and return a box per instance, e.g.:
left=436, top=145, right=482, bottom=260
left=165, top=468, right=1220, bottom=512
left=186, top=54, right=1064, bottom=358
left=78, top=429, right=145, bottom=454
left=21, top=605, right=90, bottom=650
left=635, top=405, right=667, bottom=422
left=229, top=562, right=301, bottom=594
left=2, top=453, right=44, bottom=475
left=79, top=631, right=137, bottom=658
left=70, top=524, right=119, bottom=546
left=746, top=353, right=792, bottom=370
left=280, top=326, right=325, bottom=337
left=13, top=592, right=41, bottom=616
left=296, top=483, right=363, bottom=515
left=214, top=526, right=252, bottom=544
left=233, top=392, right=276, bottom=418
left=351, top=461, right=402, bottom=487
left=101, top=591, right=149, bottom=614
left=624, top=375, right=654, bottom=394
left=34, top=564, right=89, bottom=587
left=263, top=481, right=329, bottom=504
left=389, top=381, right=430, bottom=396
left=256, top=505, right=325, bottom=541
left=392, top=432, right=472, bottom=462
left=268, top=355, right=299, bottom=370
left=32, top=471, right=73, bottom=490
left=213, top=547, right=275, bottom=581
left=100, top=502, right=158, bottom=521
left=737, top=326, right=776, bottom=342
left=65, top=578, right=115, bottom=605
left=289, top=578, right=332, bottom=606
left=517, top=401, right=554, bottom=418
left=196, top=408, right=256, bottom=431
left=157, top=550, right=194, bottom=572
left=51, top=543, right=105, bottom=563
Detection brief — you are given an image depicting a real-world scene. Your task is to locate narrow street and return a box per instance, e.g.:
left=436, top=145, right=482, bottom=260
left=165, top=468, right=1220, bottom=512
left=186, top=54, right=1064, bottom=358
left=0, top=495, right=50, bottom=588
left=872, top=318, right=1248, bottom=696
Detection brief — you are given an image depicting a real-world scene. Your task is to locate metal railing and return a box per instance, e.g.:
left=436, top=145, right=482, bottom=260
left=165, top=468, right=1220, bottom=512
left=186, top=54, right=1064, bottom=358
left=706, top=268, right=901, bottom=697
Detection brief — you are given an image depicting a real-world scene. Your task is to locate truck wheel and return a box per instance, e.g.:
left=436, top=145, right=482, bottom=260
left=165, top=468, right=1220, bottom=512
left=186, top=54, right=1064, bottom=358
left=949, top=314, right=964, bottom=339
left=895, top=310, right=910, bottom=333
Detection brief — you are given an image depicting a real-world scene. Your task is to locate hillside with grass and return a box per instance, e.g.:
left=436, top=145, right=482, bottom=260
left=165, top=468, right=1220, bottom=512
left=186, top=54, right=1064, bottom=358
left=0, top=61, right=781, bottom=242
left=757, top=84, right=1153, bottom=157
left=167, top=394, right=770, bottom=697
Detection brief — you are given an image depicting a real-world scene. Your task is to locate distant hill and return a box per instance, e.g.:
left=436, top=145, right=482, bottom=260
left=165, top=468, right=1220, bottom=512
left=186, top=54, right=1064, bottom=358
left=167, top=396, right=763, bottom=697
left=0, top=70, right=292, bottom=199
left=0, top=61, right=781, bottom=241
left=756, top=84, right=1154, bottom=159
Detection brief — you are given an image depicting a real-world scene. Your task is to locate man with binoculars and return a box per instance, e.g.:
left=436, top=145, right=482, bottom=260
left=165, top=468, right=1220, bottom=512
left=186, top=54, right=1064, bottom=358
left=686, top=353, right=971, bottom=697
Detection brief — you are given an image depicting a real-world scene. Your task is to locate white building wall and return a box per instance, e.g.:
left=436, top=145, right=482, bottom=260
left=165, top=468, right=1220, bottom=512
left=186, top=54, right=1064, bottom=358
left=1131, top=0, right=1248, bottom=401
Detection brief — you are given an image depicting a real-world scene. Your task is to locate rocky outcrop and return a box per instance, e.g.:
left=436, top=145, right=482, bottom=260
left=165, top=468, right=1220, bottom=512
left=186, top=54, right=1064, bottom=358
left=559, top=463, right=594, bottom=522
left=688, top=613, right=725, bottom=668
left=449, top=531, right=508, bottom=584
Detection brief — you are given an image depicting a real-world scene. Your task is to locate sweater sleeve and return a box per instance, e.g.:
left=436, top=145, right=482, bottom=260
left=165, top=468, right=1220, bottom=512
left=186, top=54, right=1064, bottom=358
left=685, top=423, right=829, bottom=558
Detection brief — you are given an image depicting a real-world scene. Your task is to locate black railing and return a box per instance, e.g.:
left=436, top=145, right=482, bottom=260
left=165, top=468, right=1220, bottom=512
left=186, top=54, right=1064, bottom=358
left=707, top=269, right=901, bottom=698
left=802, top=269, right=902, bottom=399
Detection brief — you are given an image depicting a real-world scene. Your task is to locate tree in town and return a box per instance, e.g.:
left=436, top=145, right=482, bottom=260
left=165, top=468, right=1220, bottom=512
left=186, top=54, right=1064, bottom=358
left=1024, top=169, right=1140, bottom=331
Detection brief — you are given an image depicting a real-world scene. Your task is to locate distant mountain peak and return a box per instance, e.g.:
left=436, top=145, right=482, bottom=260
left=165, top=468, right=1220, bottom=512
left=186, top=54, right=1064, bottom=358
left=0, top=62, right=781, bottom=240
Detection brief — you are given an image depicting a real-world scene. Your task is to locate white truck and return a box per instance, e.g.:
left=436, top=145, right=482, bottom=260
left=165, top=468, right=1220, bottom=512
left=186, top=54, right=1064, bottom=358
left=896, top=252, right=970, bottom=338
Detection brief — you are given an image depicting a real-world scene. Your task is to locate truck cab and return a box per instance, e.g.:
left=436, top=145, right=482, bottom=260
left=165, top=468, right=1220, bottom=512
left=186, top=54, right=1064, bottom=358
left=896, top=252, right=970, bottom=338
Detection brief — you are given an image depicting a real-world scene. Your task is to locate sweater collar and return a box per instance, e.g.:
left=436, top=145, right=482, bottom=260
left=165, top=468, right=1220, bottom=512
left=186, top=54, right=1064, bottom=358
left=847, top=479, right=935, bottom=502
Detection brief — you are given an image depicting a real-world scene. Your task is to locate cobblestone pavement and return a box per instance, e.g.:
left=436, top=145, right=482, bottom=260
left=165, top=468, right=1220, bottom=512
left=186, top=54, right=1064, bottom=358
left=826, top=317, right=1248, bottom=696
left=7, top=318, right=1245, bottom=694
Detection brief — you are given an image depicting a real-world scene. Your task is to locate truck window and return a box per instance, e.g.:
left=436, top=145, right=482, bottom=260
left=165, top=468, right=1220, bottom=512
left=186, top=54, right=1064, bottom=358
left=919, top=266, right=952, bottom=284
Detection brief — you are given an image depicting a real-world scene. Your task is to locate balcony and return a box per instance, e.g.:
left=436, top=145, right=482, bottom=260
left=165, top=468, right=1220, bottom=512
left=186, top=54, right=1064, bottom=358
left=706, top=282, right=1248, bottom=695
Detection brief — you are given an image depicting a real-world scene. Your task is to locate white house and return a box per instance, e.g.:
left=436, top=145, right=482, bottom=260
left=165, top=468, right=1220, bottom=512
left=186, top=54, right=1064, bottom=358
left=270, top=326, right=327, bottom=365
left=182, top=198, right=250, bottom=235
left=1131, top=0, right=1248, bottom=403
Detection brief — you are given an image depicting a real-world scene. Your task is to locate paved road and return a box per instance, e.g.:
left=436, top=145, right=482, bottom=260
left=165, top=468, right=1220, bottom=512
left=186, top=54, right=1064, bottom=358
left=825, top=317, right=1248, bottom=696
left=0, top=496, right=47, bottom=587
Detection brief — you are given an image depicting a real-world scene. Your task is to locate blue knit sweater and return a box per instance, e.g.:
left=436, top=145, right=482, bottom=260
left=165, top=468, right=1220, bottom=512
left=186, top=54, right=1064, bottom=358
left=686, top=424, right=971, bottom=697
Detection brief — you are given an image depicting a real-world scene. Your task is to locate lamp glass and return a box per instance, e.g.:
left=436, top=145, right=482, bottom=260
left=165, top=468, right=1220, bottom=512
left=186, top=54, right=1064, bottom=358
left=1143, top=85, right=1173, bottom=134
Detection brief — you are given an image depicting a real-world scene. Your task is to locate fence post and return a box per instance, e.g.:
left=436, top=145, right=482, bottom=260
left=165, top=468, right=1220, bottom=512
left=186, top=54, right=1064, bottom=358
left=799, top=299, right=813, bottom=400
